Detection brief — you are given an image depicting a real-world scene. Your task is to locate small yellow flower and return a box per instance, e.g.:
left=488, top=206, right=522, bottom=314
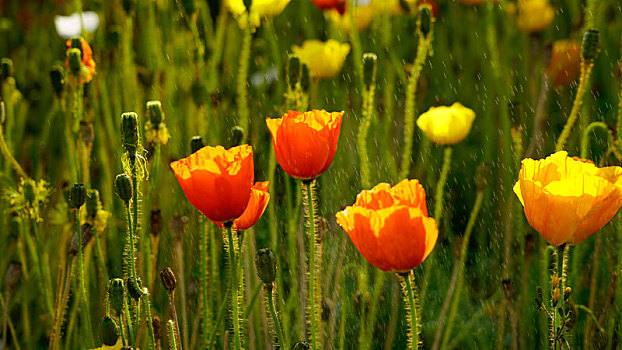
left=516, top=0, right=554, bottom=33
left=326, top=5, right=374, bottom=32
left=226, top=0, right=291, bottom=28
left=292, top=40, right=350, bottom=79
left=416, top=103, right=475, bottom=145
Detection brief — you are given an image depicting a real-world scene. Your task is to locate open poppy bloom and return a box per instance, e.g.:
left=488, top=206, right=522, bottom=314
left=336, top=179, right=438, bottom=272
left=310, top=0, right=346, bottom=14
left=546, top=40, right=581, bottom=87
left=65, top=37, right=96, bottom=84
left=170, top=145, right=254, bottom=223
left=213, top=182, right=270, bottom=230
left=292, top=40, right=351, bottom=79
left=416, top=102, right=475, bottom=145
left=514, top=151, right=622, bottom=246
left=266, top=110, right=343, bottom=180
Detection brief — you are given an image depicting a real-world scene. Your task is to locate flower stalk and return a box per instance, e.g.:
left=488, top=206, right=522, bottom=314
left=303, top=180, right=322, bottom=350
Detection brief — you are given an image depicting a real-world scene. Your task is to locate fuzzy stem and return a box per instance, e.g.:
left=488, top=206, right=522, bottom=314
left=399, top=271, right=419, bottom=350
left=266, top=284, right=287, bottom=349
left=75, top=209, right=94, bottom=346
left=200, top=218, right=210, bottom=349
left=168, top=290, right=183, bottom=350
left=237, top=14, right=252, bottom=138
left=304, top=180, right=321, bottom=350
left=126, top=204, right=138, bottom=288
left=434, top=147, right=452, bottom=223
left=227, top=225, right=242, bottom=350
left=49, top=260, right=74, bottom=350
left=169, top=320, right=179, bottom=350
left=143, top=289, right=157, bottom=350
left=555, top=63, right=593, bottom=152
left=124, top=294, right=135, bottom=346
left=358, top=82, right=375, bottom=189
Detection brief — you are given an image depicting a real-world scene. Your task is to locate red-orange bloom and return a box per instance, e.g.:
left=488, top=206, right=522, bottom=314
left=310, top=0, right=346, bottom=14
left=213, top=182, right=271, bottom=230
left=336, top=180, right=438, bottom=272
left=65, top=38, right=96, bottom=84
left=170, top=145, right=254, bottom=223
left=266, top=110, right=343, bottom=180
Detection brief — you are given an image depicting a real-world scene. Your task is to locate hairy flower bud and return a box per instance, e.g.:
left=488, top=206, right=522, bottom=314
left=581, top=28, right=600, bottom=62
left=67, top=48, right=82, bottom=74
left=69, top=183, right=87, bottom=209
left=255, top=248, right=277, bottom=284
left=287, top=55, right=301, bottom=89
left=99, top=316, right=120, bottom=346
left=160, top=267, right=177, bottom=292
left=126, top=277, right=143, bottom=300
left=190, top=135, right=204, bottom=154
left=418, top=4, right=433, bottom=37
left=108, top=278, right=125, bottom=313
left=121, top=112, right=139, bottom=155
left=362, top=53, right=377, bottom=88
left=147, top=101, right=164, bottom=126
left=115, top=174, right=132, bottom=203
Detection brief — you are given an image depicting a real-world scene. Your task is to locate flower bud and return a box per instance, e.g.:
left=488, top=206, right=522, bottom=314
left=115, top=174, right=132, bottom=203
left=152, top=316, right=162, bottom=340
left=418, top=4, right=433, bottom=37
left=150, top=209, right=163, bottom=237
left=69, top=183, right=87, bottom=209
left=99, top=316, right=120, bottom=346
left=301, top=63, right=310, bottom=92
left=230, top=126, right=245, bottom=147
left=287, top=55, right=301, bottom=89
left=5, top=261, right=22, bottom=291
left=86, top=189, right=100, bottom=219
left=581, top=29, right=600, bottom=62
left=255, top=248, right=277, bottom=284
left=160, top=267, right=177, bottom=292
left=70, top=37, right=83, bottom=55
left=49, top=66, right=65, bottom=97
left=292, top=341, right=310, bottom=350
left=108, top=278, right=125, bottom=313
left=564, top=287, right=571, bottom=302
left=1, top=58, right=13, bottom=80
left=121, top=112, right=139, bottom=155
left=126, top=277, right=143, bottom=300
left=67, top=48, right=82, bottom=74
left=362, top=53, right=377, bottom=88
left=22, top=179, right=36, bottom=205
left=69, top=223, right=95, bottom=256
left=146, top=101, right=164, bottom=126
left=190, top=135, right=204, bottom=154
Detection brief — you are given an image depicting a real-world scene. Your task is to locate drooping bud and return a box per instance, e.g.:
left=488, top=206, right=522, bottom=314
left=146, top=101, right=164, bottom=126
left=121, top=112, right=139, bottom=155
left=160, top=267, right=177, bottom=292
left=67, top=48, right=82, bottom=74
left=69, top=183, right=87, bottom=209
left=5, top=261, right=22, bottom=291
left=230, top=126, right=245, bottom=147
left=99, top=316, right=120, bottom=346
left=86, top=189, right=100, bottom=219
left=1, top=58, right=14, bottom=80
left=287, top=55, right=301, bottom=89
left=581, top=29, right=600, bottom=62
left=418, top=4, right=433, bottom=37
left=69, top=223, right=95, bottom=256
left=115, top=174, right=132, bottom=203
left=49, top=65, right=65, bottom=97
left=108, top=278, right=125, bottom=313
left=362, top=53, right=377, bottom=88
left=126, top=277, right=143, bottom=300
left=292, top=341, right=310, bottom=350
left=255, top=248, right=277, bottom=284
left=190, top=135, right=204, bottom=154
left=150, top=210, right=163, bottom=237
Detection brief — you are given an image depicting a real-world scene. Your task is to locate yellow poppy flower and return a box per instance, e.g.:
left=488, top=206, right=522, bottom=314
left=226, top=0, right=291, bottom=28
left=292, top=40, right=351, bottom=79
left=516, top=0, right=554, bottom=33
left=326, top=4, right=375, bottom=32
left=514, top=151, right=622, bottom=246
left=416, top=103, right=475, bottom=145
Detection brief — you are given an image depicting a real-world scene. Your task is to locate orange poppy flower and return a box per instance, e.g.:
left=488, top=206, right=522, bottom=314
left=336, top=179, right=438, bottom=272
left=65, top=38, right=96, bottom=84
left=310, top=0, right=346, bottom=14
left=514, top=151, right=622, bottom=246
left=546, top=40, right=581, bottom=87
left=170, top=145, right=255, bottom=223
left=266, top=110, right=343, bottom=180
left=213, top=181, right=270, bottom=230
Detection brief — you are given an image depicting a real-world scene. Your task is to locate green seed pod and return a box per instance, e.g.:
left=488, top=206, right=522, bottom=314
left=419, top=5, right=433, bottom=37
left=475, top=163, right=491, bottom=191
left=99, top=316, right=120, bottom=346
left=362, top=53, right=377, bottom=88
left=49, top=66, right=65, bottom=97
left=146, top=101, right=164, bottom=126
left=1, top=58, right=14, bottom=79
left=5, top=261, right=22, bottom=291
left=126, top=277, right=143, bottom=300
left=115, top=174, right=132, bottom=203
left=150, top=210, right=163, bottom=237
left=287, top=55, right=301, bottom=89
left=160, top=267, right=177, bottom=292
left=255, top=248, right=277, bottom=284
left=22, top=179, right=36, bottom=205
left=230, top=126, right=245, bottom=147
left=292, top=341, right=310, bottom=350
left=190, top=135, right=204, bottom=154
left=121, top=112, right=139, bottom=155
left=86, top=189, right=100, bottom=219
left=243, top=0, right=252, bottom=12
left=108, top=278, right=125, bottom=313
left=581, top=29, right=600, bottom=62
left=69, top=183, right=87, bottom=209
left=67, top=48, right=82, bottom=74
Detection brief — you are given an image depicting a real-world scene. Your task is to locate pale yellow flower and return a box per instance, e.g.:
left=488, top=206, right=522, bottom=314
left=292, top=40, right=351, bottom=79
left=326, top=4, right=374, bottom=32
left=416, top=103, right=475, bottom=145
left=226, top=0, right=291, bottom=28
left=516, top=0, right=554, bottom=33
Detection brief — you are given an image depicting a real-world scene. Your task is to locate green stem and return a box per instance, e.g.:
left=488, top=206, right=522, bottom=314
left=434, top=147, right=452, bottom=223
left=126, top=204, right=138, bottom=287
left=555, top=63, right=593, bottom=152
left=200, top=219, right=210, bottom=349
left=580, top=121, right=615, bottom=159
left=399, top=271, right=419, bottom=350
left=75, top=209, right=94, bottom=346
left=304, top=180, right=321, bottom=350
left=266, top=284, right=287, bottom=349
left=29, top=218, right=54, bottom=318
left=169, top=320, right=179, bottom=350
left=237, top=14, right=252, bottom=138
left=358, top=83, right=375, bottom=189
left=168, top=291, right=183, bottom=350
left=227, top=225, right=242, bottom=350
left=124, top=286, right=134, bottom=346
left=143, top=290, right=156, bottom=350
